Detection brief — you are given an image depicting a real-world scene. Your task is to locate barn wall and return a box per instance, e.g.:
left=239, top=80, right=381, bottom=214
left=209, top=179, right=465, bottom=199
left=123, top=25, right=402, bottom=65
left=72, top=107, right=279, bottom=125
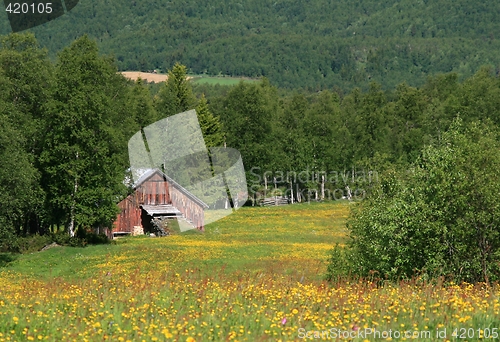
left=135, top=173, right=171, bottom=205
left=170, top=186, right=205, bottom=230
left=112, top=194, right=142, bottom=237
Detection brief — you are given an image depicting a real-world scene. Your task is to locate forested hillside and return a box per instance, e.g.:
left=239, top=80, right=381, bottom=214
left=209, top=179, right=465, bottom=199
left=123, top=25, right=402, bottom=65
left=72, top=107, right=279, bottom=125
left=1, top=0, right=499, bottom=90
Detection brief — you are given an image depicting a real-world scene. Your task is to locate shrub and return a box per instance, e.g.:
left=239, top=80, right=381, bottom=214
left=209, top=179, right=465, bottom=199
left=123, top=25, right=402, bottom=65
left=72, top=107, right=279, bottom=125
left=331, top=119, right=500, bottom=284
left=325, top=244, right=352, bottom=281
left=0, top=231, right=51, bottom=254
left=75, top=228, right=110, bottom=245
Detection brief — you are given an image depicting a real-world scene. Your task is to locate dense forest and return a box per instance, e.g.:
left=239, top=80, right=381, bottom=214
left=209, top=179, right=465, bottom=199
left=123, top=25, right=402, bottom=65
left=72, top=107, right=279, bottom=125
left=1, top=0, right=500, bottom=90
left=2, top=31, right=500, bottom=250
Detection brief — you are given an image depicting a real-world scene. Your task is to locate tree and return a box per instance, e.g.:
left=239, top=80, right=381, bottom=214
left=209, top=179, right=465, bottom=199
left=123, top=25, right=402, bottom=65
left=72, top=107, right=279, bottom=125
left=155, top=63, right=196, bottom=118
left=216, top=79, right=276, bottom=180
left=331, top=119, right=500, bottom=283
left=274, top=93, right=310, bottom=176
left=40, top=35, right=125, bottom=236
left=0, top=75, right=42, bottom=243
left=0, top=33, right=51, bottom=235
left=196, top=94, right=224, bottom=148
left=128, top=77, right=158, bottom=130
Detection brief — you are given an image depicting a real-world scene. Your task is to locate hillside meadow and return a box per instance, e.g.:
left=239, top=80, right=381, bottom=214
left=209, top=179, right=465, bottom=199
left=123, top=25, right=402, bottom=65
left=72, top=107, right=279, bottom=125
left=0, top=201, right=499, bottom=341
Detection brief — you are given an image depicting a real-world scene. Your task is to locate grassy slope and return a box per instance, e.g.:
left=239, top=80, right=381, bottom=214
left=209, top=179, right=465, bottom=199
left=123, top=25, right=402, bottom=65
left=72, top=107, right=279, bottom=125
left=1, top=202, right=499, bottom=341
left=3, top=201, right=349, bottom=281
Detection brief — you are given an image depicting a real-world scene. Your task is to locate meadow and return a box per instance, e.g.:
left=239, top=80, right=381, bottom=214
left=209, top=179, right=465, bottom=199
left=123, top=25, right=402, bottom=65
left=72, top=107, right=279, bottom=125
left=189, top=76, right=259, bottom=86
left=0, top=201, right=499, bottom=341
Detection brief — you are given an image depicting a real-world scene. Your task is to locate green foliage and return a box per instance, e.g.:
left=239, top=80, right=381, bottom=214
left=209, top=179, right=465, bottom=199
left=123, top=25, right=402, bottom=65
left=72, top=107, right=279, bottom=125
left=0, top=253, right=17, bottom=267
left=191, top=76, right=259, bottom=86
left=50, top=231, right=86, bottom=248
left=75, top=228, right=110, bottom=245
left=1, top=234, right=52, bottom=254
left=0, top=35, right=47, bottom=236
left=3, top=31, right=500, bottom=281
left=196, top=94, right=224, bottom=148
left=155, top=63, right=197, bottom=118
left=39, top=35, right=125, bottom=236
left=128, top=78, right=158, bottom=129
left=325, top=244, right=352, bottom=281
left=7, top=0, right=500, bottom=90
left=334, top=119, right=500, bottom=283
left=0, top=229, right=110, bottom=254
left=216, top=79, right=277, bottom=174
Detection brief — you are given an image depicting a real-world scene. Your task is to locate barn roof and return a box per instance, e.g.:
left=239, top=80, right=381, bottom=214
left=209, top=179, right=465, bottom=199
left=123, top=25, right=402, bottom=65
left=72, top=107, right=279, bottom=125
left=133, top=168, right=209, bottom=209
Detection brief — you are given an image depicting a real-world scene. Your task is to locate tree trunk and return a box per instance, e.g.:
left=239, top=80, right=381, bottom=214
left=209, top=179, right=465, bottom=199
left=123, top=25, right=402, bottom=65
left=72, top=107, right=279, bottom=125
left=290, top=180, right=294, bottom=204
left=346, top=185, right=352, bottom=200
left=68, top=152, right=79, bottom=237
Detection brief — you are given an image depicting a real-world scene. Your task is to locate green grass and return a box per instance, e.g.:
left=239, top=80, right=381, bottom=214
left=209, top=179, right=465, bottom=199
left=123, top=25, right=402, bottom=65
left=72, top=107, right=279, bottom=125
left=1, top=201, right=499, bottom=341
left=2, top=201, right=348, bottom=281
left=190, top=75, right=260, bottom=86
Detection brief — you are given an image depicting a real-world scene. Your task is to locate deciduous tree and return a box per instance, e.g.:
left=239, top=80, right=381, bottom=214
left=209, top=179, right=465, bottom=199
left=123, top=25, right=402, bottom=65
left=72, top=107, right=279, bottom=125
left=40, top=35, right=125, bottom=236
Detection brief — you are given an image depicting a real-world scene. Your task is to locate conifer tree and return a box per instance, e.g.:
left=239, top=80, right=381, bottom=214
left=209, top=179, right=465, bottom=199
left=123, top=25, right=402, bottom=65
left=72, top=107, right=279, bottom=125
left=155, top=63, right=196, bottom=118
left=196, top=94, right=224, bottom=148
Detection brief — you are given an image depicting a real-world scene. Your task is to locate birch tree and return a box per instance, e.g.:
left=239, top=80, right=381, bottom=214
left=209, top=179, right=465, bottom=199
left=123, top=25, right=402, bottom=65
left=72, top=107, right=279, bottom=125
left=40, top=35, right=124, bottom=236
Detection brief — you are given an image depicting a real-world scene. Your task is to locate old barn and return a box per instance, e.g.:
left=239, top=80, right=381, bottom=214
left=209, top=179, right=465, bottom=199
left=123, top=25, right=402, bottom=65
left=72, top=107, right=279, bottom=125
left=109, top=169, right=208, bottom=238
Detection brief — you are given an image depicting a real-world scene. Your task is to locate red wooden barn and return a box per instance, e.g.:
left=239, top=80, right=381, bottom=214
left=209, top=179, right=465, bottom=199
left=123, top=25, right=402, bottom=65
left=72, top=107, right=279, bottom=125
left=109, top=169, right=208, bottom=238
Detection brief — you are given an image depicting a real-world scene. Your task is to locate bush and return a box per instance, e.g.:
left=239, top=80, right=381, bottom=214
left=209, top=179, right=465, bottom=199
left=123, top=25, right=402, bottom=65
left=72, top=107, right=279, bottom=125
left=50, top=231, right=72, bottom=246
left=0, top=233, right=52, bottom=254
left=325, top=244, right=352, bottom=281
left=331, top=119, right=500, bottom=284
left=52, top=229, right=110, bottom=248
left=75, top=228, right=110, bottom=245
left=0, top=229, right=112, bottom=253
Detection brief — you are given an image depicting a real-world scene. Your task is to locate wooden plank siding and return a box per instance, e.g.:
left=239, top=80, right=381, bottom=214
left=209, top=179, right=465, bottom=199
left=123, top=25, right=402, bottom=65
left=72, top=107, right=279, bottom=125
left=109, top=169, right=207, bottom=238
left=170, top=185, right=205, bottom=229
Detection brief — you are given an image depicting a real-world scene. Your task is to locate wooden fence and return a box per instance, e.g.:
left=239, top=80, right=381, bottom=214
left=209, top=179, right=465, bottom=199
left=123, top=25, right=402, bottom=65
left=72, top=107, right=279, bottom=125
left=259, top=196, right=289, bottom=206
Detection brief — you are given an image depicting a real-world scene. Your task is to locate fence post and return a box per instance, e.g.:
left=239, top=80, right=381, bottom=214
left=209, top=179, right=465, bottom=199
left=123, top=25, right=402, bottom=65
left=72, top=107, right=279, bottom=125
left=321, top=174, right=325, bottom=200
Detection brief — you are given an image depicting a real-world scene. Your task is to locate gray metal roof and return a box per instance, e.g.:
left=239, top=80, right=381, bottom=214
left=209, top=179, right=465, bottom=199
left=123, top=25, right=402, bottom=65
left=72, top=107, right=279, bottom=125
left=141, top=204, right=182, bottom=216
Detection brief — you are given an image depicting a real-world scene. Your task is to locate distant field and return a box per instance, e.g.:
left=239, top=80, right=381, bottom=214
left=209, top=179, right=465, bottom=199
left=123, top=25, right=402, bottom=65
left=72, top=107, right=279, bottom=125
left=121, top=72, right=258, bottom=86
left=190, top=75, right=260, bottom=86
left=1, top=201, right=498, bottom=341
left=121, top=71, right=169, bottom=83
